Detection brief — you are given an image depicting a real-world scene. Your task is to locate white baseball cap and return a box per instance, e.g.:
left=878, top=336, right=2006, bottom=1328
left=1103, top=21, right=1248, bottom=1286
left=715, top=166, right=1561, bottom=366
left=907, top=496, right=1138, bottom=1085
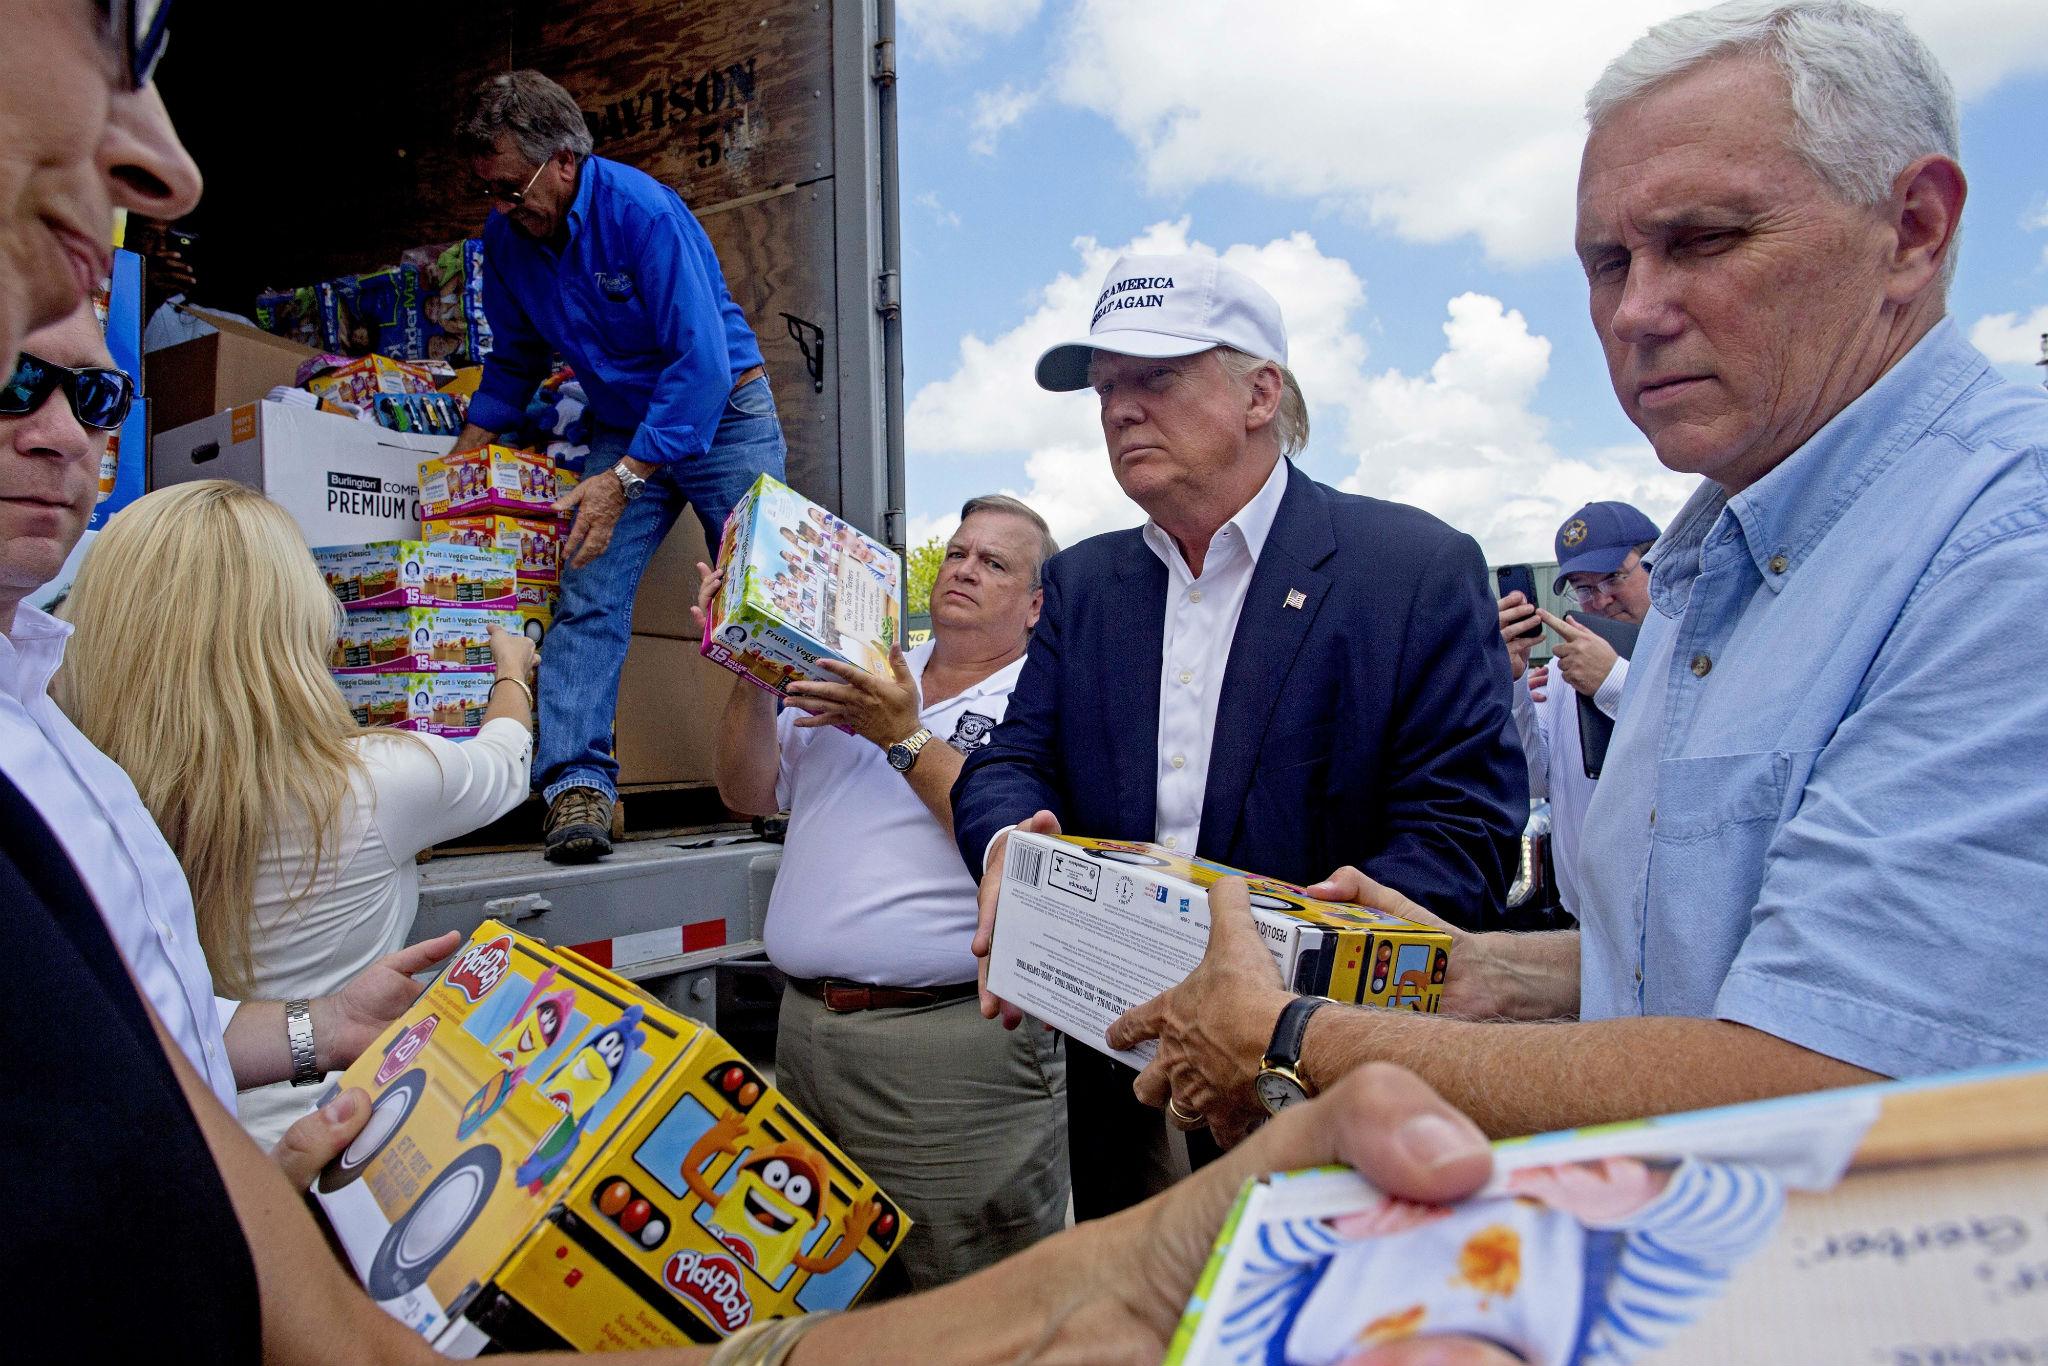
left=1034, top=252, right=1289, bottom=392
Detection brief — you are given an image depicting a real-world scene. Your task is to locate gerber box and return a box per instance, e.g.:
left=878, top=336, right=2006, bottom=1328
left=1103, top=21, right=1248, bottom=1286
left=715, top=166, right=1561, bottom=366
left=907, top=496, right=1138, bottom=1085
left=315, top=541, right=516, bottom=611
left=701, top=473, right=901, bottom=700
left=314, top=922, right=906, bottom=1355
left=332, top=607, right=514, bottom=673
left=419, top=446, right=577, bottom=519
left=988, top=834, right=1452, bottom=1068
left=334, top=673, right=495, bottom=737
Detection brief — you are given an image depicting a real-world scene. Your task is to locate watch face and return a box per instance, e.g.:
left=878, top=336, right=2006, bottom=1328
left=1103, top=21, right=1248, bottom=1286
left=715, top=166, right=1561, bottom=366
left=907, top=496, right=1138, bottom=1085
left=1256, top=1069, right=1309, bottom=1116
left=886, top=744, right=913, bottom=772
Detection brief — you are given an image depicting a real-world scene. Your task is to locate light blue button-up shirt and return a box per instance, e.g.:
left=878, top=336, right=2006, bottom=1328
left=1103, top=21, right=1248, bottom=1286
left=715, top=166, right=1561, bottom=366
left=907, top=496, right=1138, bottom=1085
left=1577, top=318, right=2048, bottom=1077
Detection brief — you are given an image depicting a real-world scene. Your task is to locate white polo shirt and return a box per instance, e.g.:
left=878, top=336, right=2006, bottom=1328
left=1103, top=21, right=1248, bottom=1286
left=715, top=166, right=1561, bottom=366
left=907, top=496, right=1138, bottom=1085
left=766, top=640, right=1025, bottom=987
left=0, top=606, right=239, bottom=1111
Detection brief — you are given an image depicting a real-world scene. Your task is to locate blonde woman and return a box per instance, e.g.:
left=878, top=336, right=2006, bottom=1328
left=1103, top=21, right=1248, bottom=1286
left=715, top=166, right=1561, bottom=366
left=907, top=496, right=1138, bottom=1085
left=56, top=481, right=537, bottom=1145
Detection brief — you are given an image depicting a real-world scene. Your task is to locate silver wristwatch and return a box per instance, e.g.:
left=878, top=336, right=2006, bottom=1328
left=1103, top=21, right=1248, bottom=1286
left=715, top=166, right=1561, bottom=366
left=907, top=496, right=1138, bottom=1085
left=611, top=459, right=648, bottom=500
left=285, top=998, right=322, bottom=1086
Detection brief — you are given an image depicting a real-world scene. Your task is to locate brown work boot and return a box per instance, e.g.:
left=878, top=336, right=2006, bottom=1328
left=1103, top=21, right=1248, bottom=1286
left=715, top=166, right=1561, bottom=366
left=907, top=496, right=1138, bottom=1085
left=544, top=786, right=614, bottom=863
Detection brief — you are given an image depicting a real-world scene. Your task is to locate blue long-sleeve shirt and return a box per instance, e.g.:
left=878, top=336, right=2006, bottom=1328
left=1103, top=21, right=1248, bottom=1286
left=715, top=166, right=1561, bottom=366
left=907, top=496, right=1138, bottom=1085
left=467, top=155, right=764, bottom=465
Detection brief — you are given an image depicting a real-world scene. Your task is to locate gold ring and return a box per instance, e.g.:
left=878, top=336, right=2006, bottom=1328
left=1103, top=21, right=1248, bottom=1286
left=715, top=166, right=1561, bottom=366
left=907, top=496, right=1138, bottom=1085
left=1166, top=1096, right=1203, bottom=1127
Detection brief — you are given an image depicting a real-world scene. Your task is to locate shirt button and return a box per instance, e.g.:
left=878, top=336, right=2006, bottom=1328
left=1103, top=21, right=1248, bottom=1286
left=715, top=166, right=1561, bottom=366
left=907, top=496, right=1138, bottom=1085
left=1171, top=754, right=1186, bottom=770
left=1690, top=653, right=1713, bottom=677
left=1178, top=670, right=1193, bottom=685
left=1635, top=967, right=1644, bottom=983
left=1164, top=834, right=1180, bottom=849
left=1649, top=806, right=1657, bottom=827
left=1768, top=553, right=1788, bottom=574
left=1189, top=589, right=1203, bottom=604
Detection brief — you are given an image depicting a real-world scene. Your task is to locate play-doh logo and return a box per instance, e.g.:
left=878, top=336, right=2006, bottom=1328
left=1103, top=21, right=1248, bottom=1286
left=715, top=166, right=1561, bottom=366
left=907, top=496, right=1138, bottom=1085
left=447, top=935, right=513, bottom=1002
left=662, top=1250, right=753, bottom=1332
left=375, top=1015, right=438, bottom=1084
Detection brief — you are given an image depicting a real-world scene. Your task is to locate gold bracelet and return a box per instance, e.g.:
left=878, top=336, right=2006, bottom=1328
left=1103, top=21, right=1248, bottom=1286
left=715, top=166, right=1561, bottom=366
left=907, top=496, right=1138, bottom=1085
left=490, top=676, right=536, bottom=714
left=705, top=1312, right=834, bottom=1366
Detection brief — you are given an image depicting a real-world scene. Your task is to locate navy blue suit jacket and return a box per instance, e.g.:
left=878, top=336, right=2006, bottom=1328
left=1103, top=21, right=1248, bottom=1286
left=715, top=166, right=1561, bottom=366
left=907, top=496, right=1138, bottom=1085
left=952, top=463, right=1526, bottom=928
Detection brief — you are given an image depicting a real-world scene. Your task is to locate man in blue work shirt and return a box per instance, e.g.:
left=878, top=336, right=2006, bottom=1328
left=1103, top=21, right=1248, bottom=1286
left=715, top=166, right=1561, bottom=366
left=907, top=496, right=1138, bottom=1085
left=453, top=71, right=785, bottom=862
left=1103, top=0, right=2048, bottom=1146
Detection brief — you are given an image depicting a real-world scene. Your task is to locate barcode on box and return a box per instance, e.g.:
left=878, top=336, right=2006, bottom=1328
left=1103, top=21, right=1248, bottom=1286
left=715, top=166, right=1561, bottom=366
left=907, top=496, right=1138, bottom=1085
left=1008, top=840, right=1046, bottom=887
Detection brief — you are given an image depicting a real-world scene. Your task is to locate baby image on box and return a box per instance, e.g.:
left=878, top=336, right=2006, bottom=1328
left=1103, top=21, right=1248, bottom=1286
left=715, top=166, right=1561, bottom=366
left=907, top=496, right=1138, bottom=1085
left=1218, top=1157, right=1782, bottom=1366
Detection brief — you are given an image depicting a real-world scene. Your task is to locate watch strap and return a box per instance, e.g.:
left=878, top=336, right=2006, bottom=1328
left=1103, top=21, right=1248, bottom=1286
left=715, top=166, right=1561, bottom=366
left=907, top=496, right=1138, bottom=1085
left=1263, top=995, right=1327, bottom=1072
left=285, top=999, right=321, bottom=1086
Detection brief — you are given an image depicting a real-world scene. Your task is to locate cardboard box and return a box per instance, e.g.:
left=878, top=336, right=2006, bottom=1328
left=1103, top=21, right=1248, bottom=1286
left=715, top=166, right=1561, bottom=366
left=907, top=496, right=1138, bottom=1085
left=314, top=922, right=906, bottom=1354
left=615, top=633, right=735, bottom=787
left=145, top=312, right=322, bottom=435
left=515, top=580, right=557, bottom=647
left=988, top=834, right=1452, bottom=1067
left=630, top=509, right=714, bottom=641
left=424, top=513, right=562, bottom=583
left=333, top=607, right=514, bottom=674
left=1168, top=1064, right=2048, bottom=1365
left=419, top=446, right=576, bottom=519
left=152, top=401, right=450, bottom=546
left=701, top=474, right=901, bottom=700
left=336, top=672, right=496, bottom=737
left=316, top=541, right=516, bottom=612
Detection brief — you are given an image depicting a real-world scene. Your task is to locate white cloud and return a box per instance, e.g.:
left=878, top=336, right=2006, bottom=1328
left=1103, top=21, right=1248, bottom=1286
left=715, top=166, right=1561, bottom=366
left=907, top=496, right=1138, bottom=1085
left=969, top=84, right=1041, bottom=156
left=913, top=190, right=961, bottom=228
left=1046, top=0, right=2048, bottom=266
left=900, top=0, right=1044, bottom=61
left=1969, top=306, right=2048, bottom=366
left=907, top=222, right=1693, bottom=561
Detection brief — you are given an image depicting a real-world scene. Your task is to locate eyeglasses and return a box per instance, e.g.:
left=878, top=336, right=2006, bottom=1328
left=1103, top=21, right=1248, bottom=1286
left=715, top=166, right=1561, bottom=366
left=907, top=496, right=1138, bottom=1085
left=2, top=353, right=137, bottom=431
left=1566, top=562, right=1639, bottom=605
left=106, top=0, right=175, bottom=91
left=480, top=158, right=550, bottom=210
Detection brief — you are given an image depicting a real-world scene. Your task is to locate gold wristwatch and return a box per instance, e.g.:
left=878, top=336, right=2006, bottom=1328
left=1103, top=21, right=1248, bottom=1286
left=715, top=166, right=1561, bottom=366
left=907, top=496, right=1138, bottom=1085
left=886, top=727, right=933, bottom=773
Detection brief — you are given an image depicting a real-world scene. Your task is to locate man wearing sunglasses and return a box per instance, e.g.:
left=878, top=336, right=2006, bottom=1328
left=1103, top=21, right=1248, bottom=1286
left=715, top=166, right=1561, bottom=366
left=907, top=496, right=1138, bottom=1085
left=449, top=70, right=785, bottom=863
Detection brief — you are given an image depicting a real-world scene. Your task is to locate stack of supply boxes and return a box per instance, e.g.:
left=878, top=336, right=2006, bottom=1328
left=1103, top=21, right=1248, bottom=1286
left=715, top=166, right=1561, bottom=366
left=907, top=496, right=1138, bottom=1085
left=418, top=445, right=575, bottom=647
left=315, top=540, right=518, bottom=737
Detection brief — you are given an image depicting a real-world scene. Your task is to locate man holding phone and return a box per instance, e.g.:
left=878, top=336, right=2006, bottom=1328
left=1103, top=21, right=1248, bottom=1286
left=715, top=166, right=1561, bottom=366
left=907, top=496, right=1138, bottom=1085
left=1497, top=500, right=1658, bottom=917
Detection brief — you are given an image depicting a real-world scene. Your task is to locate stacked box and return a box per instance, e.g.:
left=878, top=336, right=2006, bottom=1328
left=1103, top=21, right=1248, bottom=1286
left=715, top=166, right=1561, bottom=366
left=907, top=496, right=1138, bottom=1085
left=514, top=579, right=557, bottom=646
left=314, top=922, right=907, bottom=1354
left=336, top=673, right=496, bottom=737
left=419, top=446, right=577, bottom=519
left=332, top=607, right=515, bottom=674
left=424, top=513, right=563, bottom=583
left=315, top=541, right=516, bottom=611
left=305, top=353, right=442, bottom=410
left=988, top=833, right=1453, bottom=1067
left=701, top=473, right=901, bottom=700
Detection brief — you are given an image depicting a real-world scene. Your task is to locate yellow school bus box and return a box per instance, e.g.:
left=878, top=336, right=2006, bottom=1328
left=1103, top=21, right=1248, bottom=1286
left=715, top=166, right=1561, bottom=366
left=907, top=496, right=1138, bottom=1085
left=313, top=922, right=907, bottom=1355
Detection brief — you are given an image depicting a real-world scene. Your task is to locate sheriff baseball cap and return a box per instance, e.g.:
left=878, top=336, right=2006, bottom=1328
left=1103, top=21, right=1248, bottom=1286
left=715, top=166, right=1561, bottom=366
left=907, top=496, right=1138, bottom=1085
left=1034, top=252, right=1289, bottom=392
left=1552, top=501, right=1663, bottom=591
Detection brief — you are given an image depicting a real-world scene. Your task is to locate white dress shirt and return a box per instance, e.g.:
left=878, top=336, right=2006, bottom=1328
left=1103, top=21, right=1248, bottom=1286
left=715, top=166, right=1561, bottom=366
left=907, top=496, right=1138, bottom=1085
left=770, top=641, right=1026, bottom=986
left=1507, top=655, right=1628, bottom=916
left=0, top=606, right=238, bottom=1111
left=1142, top=458, right=1290, bottom=852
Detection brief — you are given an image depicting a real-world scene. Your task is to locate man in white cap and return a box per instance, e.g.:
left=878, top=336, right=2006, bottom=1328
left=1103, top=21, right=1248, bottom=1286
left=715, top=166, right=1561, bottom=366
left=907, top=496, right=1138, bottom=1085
left=952, top=252, right=1525, bottom=1217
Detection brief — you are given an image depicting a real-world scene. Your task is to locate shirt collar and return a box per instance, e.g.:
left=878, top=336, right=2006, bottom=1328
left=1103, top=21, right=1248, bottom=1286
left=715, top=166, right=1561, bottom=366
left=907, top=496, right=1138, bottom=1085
left=908, top=636, right=1027, bottom=710
left=1647, top=317, right=1984, bottom=615
left=564, top=155, right=601, bottom=238
left=0, top=604, right=74, bottom=705
left=1142, top=456, right=1290, bottom=576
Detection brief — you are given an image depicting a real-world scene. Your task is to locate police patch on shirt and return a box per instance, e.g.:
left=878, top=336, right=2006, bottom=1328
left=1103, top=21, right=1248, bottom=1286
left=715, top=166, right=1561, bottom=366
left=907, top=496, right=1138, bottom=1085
left=595, top=270, right=636, bottom=302
left=947, top=711, right=998, bottom=754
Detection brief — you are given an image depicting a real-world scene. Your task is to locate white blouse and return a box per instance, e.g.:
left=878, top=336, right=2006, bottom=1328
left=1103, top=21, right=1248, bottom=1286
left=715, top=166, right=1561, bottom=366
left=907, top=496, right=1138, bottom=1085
left=236, top=717, right=531, bottom=1145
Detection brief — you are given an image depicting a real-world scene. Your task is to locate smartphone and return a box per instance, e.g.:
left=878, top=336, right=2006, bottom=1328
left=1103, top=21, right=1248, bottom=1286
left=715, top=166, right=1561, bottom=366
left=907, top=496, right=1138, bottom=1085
left=1495, top=564, right=1543, bottom=641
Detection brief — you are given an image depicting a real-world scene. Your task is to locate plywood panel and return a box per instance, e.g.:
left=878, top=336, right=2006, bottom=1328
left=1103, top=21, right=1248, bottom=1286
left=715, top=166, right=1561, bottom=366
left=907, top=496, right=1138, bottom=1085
left=701, top=185, right=839, bottom=514
left=530, top=0, right=833, bottom=211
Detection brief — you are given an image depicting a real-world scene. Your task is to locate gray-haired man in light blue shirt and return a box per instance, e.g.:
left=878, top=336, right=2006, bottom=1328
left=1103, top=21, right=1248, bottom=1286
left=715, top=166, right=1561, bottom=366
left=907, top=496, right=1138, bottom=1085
left=1103, top=0, right=2048, bottom=1147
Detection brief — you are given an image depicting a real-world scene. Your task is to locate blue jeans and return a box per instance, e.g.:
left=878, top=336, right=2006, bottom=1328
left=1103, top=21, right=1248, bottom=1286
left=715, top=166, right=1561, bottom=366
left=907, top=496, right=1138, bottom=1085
left=536, top=376, right=787, bottom=802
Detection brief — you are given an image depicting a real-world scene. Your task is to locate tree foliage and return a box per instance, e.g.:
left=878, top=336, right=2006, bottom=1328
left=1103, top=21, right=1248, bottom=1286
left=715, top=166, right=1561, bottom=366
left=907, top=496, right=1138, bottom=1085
left=904, top=535, right=945, bottom=615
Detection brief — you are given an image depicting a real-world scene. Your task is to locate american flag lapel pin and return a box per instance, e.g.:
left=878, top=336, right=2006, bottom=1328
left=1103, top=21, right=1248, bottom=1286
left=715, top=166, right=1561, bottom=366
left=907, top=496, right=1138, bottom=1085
left=1284, top=588, right=1307, bottom=610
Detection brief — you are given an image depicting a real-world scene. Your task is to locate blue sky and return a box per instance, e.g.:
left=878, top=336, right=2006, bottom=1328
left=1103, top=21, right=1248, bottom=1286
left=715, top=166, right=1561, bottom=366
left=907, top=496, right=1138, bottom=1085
left=891, top=0, right=2048, bottom=562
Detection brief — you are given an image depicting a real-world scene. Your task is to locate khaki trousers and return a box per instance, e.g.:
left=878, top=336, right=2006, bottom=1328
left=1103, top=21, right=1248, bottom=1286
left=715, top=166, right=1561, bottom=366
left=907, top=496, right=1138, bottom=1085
left=775, top=984, right=1070, bottom=1292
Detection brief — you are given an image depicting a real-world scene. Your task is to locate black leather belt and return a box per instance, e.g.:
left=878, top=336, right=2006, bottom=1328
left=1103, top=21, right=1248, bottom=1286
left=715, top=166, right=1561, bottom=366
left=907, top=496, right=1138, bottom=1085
left=786, top=976, right=978, bottom=1013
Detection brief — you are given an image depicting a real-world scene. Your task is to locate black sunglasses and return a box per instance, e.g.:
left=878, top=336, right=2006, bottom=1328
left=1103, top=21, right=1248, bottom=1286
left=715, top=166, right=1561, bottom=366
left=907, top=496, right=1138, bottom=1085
left=2, top=353, right=137, bottom=431
left=105, top=0, right=175, bottom=90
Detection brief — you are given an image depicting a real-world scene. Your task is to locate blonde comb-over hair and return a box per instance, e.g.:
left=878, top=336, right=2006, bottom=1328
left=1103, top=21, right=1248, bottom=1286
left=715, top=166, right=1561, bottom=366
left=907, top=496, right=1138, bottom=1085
left=55, top=481, right=369, bottom=997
